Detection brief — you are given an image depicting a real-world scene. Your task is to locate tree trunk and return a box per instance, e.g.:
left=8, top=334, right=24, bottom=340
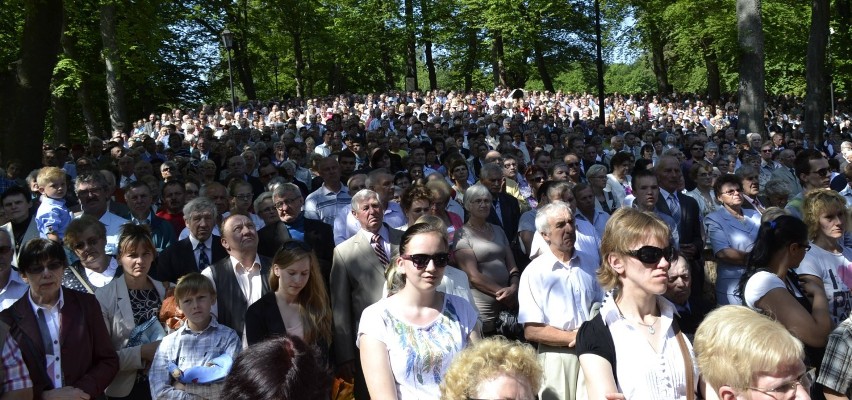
left=700, top=37, right=721, bottom=101
left=648, top=22, right=669, bottom=95
left=51, top=93, right=70, bottom=146
left=0, top=0, right=64, bottom=174
left=492, top=31, right=507, bottom=88
left=463, top=27, right=478, bottom=92
left=421, top=0, right=437, bottom=90
left=232, top=38, right=257, bottom=102
left=100, top=0, right=127, bottom=133
left=61, top=24, right=102, bottom=138
left=404, top=0, right=417, bottom=91
left=533, top=39, right=554, bottom=92
left=380, top=27, right=394, bottom=90
left=736, top=0, right=767, bottom=136
left=803, top=0, right=830, bottom=143
left=293, top=32, right=305, bottom=99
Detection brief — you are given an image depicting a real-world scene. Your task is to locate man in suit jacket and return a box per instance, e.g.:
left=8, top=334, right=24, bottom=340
left=202, top=213, right=271, bottom=340
left=331, top=189, right=403, bottom=400
left=1, top=186, right=39, bottom=265
left=257, top=183, right=334, bottom=282
left=664, top=255, right=709, bottom=339
left=124, top=181, right=176, bottom=253
left=655, top=155, right=705, bottom=301
left=153, top=197, right=226, bottom=283
left=0, top=239, right=118, bottom=399
left=479, top=163, right=521, bottom=244
left=770, top=149, right=803, bottom=197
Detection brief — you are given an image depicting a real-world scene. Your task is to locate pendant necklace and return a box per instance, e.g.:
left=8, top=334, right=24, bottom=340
left=615, top=301, right=659, bottom=334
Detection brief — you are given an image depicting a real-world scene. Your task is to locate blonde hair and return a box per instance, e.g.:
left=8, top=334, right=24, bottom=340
left=803, top=189, right=848, bottom=241
left=175, top=272, right=217, bottom=302
left=440, top=336, right=542, bottom=400
left=598, top=207, right=670, bottom=293
left=694, top=305, right=804, bottom=391
left=270, top=241, right=332, bottom=344
left=36, top=167, right=65, bottom=187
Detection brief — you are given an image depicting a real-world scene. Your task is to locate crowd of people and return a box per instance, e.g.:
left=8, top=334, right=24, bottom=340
left=0, top=88, right=850, bottom=399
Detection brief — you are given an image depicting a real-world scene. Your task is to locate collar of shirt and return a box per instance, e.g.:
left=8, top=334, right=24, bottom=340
left=41, top=196, right=66, bottom=206
left=189, top=235, right=214, bottom=251
left=286, top=213, right=305, bottom=230
left=2, top=269, right=27, bottom=291
left=27, top=286, right=65, bottom=315
left=320, top=184, right=348, bottom=196
left=360, top=224, right=390, bottom=243
left=179, top=315, right=222, bottom=335
left=540, top=249, right=580, bottom=272
left=659, top=188, right=677, bottom=201
left=600, top=292, right=677, bottom=327
left=230, top=255, right=261, bottom=275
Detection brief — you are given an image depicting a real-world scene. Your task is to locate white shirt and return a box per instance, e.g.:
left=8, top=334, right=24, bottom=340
left=0, top=270, right=28, bottom=311
left=202, top=254, right=264, bottom=318
left=189, top=235, right=215, bottom=267
left=28, top=288, right=64, bottom=389
left=180, top=226, right=221, bottom=241
left=83, top=257, right=119, bottom=288
left=96, top=211, right=129, bottom=255
left=518, top=250, right=602, bottom=331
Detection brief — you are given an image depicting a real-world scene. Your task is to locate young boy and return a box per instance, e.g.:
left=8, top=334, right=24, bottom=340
left=149, top=273, right=240, bottom=399
left=34, top=167, right=72, bottom=243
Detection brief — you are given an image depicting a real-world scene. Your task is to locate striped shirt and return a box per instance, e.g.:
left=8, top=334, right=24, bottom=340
left=304, top=184, right=350, bottom=225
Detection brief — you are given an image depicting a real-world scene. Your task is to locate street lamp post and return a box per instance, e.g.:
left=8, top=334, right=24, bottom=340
left=272, top=55, right=280, bottom=99
left=221, top=29, right=236, bottom=112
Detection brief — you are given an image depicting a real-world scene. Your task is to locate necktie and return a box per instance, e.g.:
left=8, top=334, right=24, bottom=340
left=668, top=193, right=681, bottom=223
left=371, top=234, right=390, bottom=266
left=197, top=242, right=210, bottom=270
left=36, top=309, right=54, bottom=355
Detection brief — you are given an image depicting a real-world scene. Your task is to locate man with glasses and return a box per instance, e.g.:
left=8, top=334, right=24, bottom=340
left=771, top=149, right=803, bottom=198
left=759, top=141, right=779, bottom=189
left=0, top=229, right=27, bottom=311
left=786, top=149, right=830, bottom=219
left=74, top=173, right=128, bottom=255
left=258, top=183, right=333, bottom=280
left=519, top=201, right=602, bottom=400
left=735, top=166, right=767, bottom=215
left=562, top=153, right=586, bottom=185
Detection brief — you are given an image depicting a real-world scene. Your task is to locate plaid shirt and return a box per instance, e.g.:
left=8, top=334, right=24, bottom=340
left=149, top=318, right=240, bottom=400
left=0, top=177, right=16, bottom=196
left=818, top=318, right=852, bottom=397
left=1, top=335, right=32, bottom=392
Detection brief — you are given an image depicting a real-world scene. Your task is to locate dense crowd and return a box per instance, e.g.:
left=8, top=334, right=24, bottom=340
left=0, top=88, right=851, bottom=399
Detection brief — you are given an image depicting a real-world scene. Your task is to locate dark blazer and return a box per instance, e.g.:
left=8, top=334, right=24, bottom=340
left=244, top=292, right=331, bottom=364
left=655, top=191, right=704, bottom=256
left=257, top=218, right=335, bottom=283
left=486, top=192, right=521, bottom=244
left=149, top=214, right=177, bottom=253
left=0, top=289, right=119, bottom=398
left=152, top=236, right=227, bottom=283
left=247, top=175, right=265, bottom=199
left=209, top=255, right=272, bottom=336
left=108, top=201, right=131, bottom=220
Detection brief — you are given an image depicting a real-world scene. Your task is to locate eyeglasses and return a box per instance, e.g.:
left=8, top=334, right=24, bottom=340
left=25, top=261, right=65, bottom=275
left=722, top=188, right=742, bottom=196
left=73, top=237, right=101, bottom=251
left=77, top=187, right=104, bottom=197
left=761, top=149, right=773, bottom=153
left=625, top=245, right=675, bottom=265
left=274, top=196, right=302, bottom=209
left=812, top=168, right=829, bottom=177
left=233, top=194, right=253, bottom=201
left=529, top=176, right=546, bottom=183
left=401, top=253, right=450, bottom=269
left=565, top=162, right=580, bottom=168
left=797, top=242, right=812, bottom=252
left=747, top=371, right=812, bottom=399
left=280, top=240, right=312, bottom=252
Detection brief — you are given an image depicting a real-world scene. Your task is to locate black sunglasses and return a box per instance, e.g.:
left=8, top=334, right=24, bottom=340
left=280, top=240, right=312, bottom=252
left=400, top=253, right=450, bottom=269
left=625, top=246, right=675, bottom=265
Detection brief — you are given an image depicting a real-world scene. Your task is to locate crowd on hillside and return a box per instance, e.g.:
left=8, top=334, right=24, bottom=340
left=0, top=88, right=850, bottom=399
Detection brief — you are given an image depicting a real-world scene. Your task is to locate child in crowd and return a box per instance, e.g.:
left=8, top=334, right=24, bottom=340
left=149, top=272, right=240, bottom=399
left=34, top=167, right=72, bottom=243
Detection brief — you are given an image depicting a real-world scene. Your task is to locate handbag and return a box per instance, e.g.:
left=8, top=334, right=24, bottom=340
left=495, top=310, right=525, bottom=341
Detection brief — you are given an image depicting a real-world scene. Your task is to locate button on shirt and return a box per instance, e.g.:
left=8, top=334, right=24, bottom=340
left=28, top=289, right=64, bottom=389
left=518, top=250, right=602, bottom=331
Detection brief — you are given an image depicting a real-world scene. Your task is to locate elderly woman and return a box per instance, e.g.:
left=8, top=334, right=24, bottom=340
left=606, top=152, right=633, bottom=207
left=198, top=160, right=218, bottom=184
left=440, top=336, right=541, bottom=400
left=704, top=174, right=762, bottom=305
left=63, top=215, right=121, bottom=293
left=798, top=189, right=852, bottom=328
left=253, top=192, right=279, bottom=227
left=694, top=305, right=810, bottom=399
left=448, top=159, right=471, bottom=203
left=0, top=239, right=118, bottom=398
left=358, top=222, right=480, bottom=399
left=685, top=162, right=718, bottom=220
left=577, top=208, right=700, bottom=399
left=587, top=164, right=618, bottom=213
left=738, top=215, right=832, bottom=371
left=426, top=179, right=464, bottom=242
left=95, top=224, right=167, bottom=399
left=455, top=183, right=520, bottom=336
left=399, top=185, right=434, bottom=230
left=765, top=178, right=792, bottom=209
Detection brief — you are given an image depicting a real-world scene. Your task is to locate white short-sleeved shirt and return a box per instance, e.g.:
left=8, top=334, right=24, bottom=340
left=745, top=271, right=802, bottom=312
left=357, top=294, right=478, bottom=399
left=518, top=250, right=602, bottom=330
left=798, top=244, right=852, bottom=325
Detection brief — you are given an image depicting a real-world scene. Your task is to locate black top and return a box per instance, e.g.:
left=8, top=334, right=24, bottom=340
left=244, top=292, right=331, bottom=366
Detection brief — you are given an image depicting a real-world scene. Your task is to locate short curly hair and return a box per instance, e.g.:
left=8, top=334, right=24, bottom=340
left=439, top=336, right=541, bottom=400
left=803, top=188, right=848, bottom=241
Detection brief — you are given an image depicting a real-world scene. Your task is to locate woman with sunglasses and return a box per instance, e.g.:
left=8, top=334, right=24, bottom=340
left=737, top=215, right=832, bottom=373
left=358, top=222, right=480, bottom=399
left=244, top=240, right=332, bottom=364
left=577, top=207, right=702, bottom=399
left=63, top=215, right=121, bottom=293
left=523, top=165, right=547, bottom=209
left=704, top=174, right=762, bottom=305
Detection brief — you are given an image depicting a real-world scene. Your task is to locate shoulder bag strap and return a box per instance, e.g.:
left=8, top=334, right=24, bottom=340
left=673, top=321, right=695, bottom=400
left=69, top=265, right=96, bottom=294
